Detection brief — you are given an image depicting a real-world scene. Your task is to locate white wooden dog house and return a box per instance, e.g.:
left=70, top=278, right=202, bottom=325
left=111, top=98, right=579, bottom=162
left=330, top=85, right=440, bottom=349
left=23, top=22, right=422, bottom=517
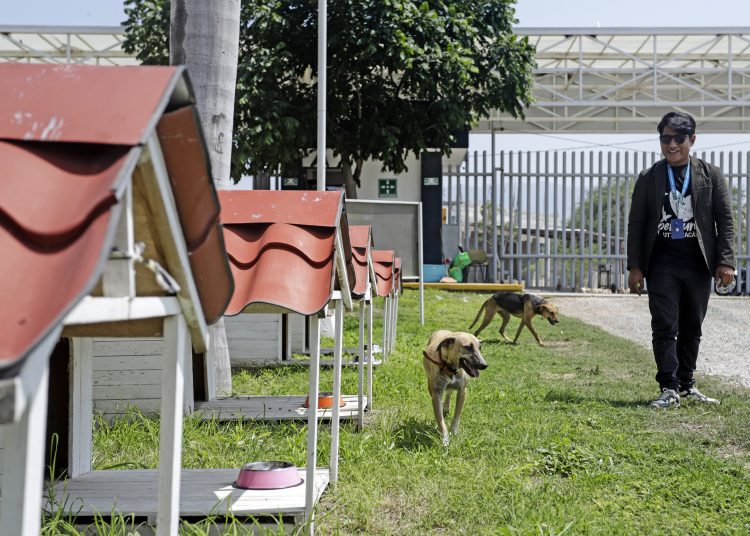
left=372, top=249, right=397, bottom=362
left=195, top=189, right=354, bottom=515
left=0, top=63, right=234, bottom=535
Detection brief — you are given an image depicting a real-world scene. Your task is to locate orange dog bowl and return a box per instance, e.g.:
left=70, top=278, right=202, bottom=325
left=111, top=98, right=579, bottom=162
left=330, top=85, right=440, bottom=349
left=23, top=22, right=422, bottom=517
left=303, top=392, right=346, bottom=409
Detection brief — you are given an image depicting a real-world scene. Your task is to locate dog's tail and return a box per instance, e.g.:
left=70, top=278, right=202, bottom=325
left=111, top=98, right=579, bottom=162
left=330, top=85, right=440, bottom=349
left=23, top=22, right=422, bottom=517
left=468, top=299, right=488, bottom=330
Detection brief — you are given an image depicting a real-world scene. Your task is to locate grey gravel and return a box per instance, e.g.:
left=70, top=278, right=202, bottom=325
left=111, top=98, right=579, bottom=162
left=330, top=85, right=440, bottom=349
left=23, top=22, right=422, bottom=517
left=545, top=293, right=750, bottom=389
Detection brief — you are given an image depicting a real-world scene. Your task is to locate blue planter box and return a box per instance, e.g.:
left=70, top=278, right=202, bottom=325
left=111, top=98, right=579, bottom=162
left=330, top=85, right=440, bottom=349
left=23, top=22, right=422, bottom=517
left=423, top=264, right=447, bottom=283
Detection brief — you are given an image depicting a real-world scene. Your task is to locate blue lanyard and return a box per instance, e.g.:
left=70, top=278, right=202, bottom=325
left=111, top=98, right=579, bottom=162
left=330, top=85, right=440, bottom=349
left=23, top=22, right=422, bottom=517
left=667, top=160, right=691, bottom=200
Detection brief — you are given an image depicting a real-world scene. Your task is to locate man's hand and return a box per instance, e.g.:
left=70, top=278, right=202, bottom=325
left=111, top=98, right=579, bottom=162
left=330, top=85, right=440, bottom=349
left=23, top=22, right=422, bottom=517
left=628, top=267, right=644, bottom=296
left=715, top=264, right=735, bottom=286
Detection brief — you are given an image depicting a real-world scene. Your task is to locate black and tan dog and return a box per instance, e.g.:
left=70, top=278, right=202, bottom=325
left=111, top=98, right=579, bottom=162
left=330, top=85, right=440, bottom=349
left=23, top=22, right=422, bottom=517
left=422, top=330, right=487, bottom=445
left=469, top=292, right=559, bottom=346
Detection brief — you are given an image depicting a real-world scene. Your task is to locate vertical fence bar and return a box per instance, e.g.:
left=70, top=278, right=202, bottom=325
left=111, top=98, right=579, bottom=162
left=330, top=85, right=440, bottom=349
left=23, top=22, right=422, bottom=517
left=745, top=152, right=750, bottom=293
left=606, top=152, right=613, bottom=275
left=578, top=151, right=591, bottom=288
left=491, top=135, right=498, bottom=282
left=457, top=163, right=463, bottom=233
left=621, top=152, right=632, bottom=290
left=517, top=151, right=524, bottom=283
left=526, top=151, right=532, bottom=287
left=588, top=151, right=595, bottom=288
left=535, top=151, right=542, bottom=288
left=597, top=152, right=604, bottom=287
left=508, top=151, right=515, bottom=281
left=482, top=151, right=488, bottom=253
left=561, top=152, right=568, bottom=288
left=544, top=152, right=551, bottom=288
left=473, top=151, right=479, bottom=250
left=498, top=151, right=507, bottom=282
left=447, top=165, right=454, bottom=225
left=464, top=154, right=470, bottom=251
left=569, top=153, right=577, bottom=289
left=614, top=152, right=622, bottom=293
left=553, top=151, right=559, bottom=290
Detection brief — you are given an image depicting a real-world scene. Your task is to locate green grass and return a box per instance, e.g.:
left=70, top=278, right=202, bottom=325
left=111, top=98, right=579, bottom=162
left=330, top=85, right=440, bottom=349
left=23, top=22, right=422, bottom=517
left=45, top=289, right=750, bottom=534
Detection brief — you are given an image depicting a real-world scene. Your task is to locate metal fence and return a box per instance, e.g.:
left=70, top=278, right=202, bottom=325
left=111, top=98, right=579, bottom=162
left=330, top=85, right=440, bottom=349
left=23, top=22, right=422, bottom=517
left=444, top=150, right=750, bottom=293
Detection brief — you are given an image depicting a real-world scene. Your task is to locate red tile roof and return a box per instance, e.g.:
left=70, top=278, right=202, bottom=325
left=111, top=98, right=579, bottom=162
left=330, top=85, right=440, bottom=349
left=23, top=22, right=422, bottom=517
left=155, top=106, right=233, bottom=324
left=219, top=190, right=348, bottom=316
left=0, top=63, right=180, bottom=145
left=349, top=225, right=372, bottom=299
left=0, top=63, right=233, bottom=373
left=372, top=249, right=396, bottom=297
left=0, top=141, right=131, bottom=371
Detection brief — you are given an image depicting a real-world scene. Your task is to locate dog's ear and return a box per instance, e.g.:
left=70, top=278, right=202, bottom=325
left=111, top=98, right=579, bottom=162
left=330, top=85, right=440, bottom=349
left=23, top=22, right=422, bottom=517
left=437, top=337, right=456, bottom=353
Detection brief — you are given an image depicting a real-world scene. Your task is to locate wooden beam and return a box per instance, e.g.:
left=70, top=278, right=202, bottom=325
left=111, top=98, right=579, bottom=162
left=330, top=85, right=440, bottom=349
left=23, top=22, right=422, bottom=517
left=0, top=326, right=60, bottom=425
left=134, top=137, right=209, bottom=352
left=156, top=314, right=188, bottom=535
left=69, top=337, right=93, bottom=478
left=357, top=300, right=365, bottom=431
left=330, top=298, right=344, bottom=484
left=334, top=228, right=353, bottom=311
left=102, top=180, right=136, bottom=298
left=64, top=296, right=181, bottom=326
left=0, top=326, right=58, bottom=536
left=304, top=315, right=321, bottom=524
left=367, top=300, right=374, bottom=410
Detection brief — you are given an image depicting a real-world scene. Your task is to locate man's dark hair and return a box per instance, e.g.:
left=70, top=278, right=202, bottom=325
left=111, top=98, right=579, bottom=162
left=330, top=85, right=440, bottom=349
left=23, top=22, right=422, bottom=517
left=657, top=111, right=696, bottom=135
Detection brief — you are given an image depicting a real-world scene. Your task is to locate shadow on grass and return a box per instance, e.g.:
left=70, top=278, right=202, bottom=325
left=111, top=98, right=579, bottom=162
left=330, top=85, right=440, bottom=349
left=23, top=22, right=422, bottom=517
left=392, top=417, right=442, bottom=450
left=545, top=389, right=647, bottom=408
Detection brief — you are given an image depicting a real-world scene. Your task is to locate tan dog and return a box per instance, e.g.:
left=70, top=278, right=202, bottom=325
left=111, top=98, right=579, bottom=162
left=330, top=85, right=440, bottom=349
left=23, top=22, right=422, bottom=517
left=422, top=330, right=487, bottom=445
left=469, top=292, right=559, bottom=346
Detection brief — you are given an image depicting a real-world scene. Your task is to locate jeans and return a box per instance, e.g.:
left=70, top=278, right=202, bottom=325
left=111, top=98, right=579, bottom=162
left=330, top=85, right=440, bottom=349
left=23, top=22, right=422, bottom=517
left=646, top=262, right=712, bottom=391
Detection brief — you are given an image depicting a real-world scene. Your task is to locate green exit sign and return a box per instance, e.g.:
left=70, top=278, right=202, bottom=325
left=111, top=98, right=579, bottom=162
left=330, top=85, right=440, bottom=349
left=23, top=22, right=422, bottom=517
left=423, top=176, right=439, bottom=186
left=378, top=178, right=397, bottom=198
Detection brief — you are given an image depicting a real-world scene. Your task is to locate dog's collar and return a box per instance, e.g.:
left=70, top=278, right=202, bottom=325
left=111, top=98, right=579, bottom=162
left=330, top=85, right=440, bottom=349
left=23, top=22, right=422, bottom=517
left=423, top=350, right=458, bottom=376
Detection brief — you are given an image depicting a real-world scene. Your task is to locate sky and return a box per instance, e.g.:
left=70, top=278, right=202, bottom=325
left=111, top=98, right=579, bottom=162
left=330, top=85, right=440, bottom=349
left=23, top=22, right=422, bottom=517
left=4, top=0, right=750, bottom=153
left=4, top=0, right=750, bottom=28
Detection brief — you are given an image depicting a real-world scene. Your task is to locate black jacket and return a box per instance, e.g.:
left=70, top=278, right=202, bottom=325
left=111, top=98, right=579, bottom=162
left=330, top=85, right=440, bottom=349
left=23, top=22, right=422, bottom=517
left=627, top=156, right=735, bottom=274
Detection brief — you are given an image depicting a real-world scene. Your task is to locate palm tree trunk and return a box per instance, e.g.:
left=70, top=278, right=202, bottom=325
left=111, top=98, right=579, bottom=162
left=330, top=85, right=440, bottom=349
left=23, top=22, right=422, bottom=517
left=342, top=162, right=358, bottom=199
left=171, top=0, right=240, bottom=398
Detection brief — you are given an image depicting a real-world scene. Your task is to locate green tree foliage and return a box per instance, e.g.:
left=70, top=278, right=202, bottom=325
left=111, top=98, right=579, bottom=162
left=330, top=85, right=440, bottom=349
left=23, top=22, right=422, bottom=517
left=123, top=0, right=535, bottom=191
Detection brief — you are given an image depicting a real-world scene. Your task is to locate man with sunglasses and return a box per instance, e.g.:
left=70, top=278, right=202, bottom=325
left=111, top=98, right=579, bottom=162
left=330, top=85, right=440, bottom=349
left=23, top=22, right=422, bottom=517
left=627, top=111, right=735, bottom=409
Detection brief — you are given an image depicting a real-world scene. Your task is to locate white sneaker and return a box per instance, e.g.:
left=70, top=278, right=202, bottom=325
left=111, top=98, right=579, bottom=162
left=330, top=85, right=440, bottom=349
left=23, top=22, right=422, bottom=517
left=680, top=387, right=720, bottom=405
left=649, top=388, right=680, bottom=409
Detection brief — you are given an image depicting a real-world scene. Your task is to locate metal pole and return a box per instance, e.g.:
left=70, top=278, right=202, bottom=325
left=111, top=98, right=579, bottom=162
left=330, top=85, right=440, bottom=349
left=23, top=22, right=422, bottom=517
left=491, top=126, right=498, bottom=282
left=316, top=0, right=327, bottom=191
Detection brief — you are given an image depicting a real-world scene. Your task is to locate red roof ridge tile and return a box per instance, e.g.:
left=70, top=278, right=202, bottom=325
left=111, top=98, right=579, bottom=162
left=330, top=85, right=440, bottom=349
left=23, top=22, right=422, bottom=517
left=224, top=223, right=335, bottom=269
left=0, top=141, right=134, bottom=248
left=219, top=190, right=343, bottom=228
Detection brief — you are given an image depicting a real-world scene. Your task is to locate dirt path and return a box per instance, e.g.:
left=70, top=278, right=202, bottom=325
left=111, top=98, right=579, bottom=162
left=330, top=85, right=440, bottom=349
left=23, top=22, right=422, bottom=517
left=548, top=294, right=750, bottom=389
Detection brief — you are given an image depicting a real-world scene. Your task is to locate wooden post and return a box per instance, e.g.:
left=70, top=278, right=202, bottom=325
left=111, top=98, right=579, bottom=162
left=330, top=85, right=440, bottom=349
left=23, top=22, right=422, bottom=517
left=330, top=299, right=344, bottom=484
left=367, top=295, right=374, bottom=411
left=69, top=337, right=94, bottom=478
left=382, top=297, right=390, bottom=362
left=304, top=314, right=321, bottom=529
left=357, top=300, right=365, bottom=431
left=0, top=327, right=59, bottom=536
left=156, top=314, right=188, bottom=535
left=102, top=181, right=135, bottom=298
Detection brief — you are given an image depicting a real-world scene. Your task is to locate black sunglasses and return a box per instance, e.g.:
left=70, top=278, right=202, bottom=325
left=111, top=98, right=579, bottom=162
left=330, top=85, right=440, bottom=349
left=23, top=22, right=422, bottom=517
left=659, top=134, right=690, bottom=145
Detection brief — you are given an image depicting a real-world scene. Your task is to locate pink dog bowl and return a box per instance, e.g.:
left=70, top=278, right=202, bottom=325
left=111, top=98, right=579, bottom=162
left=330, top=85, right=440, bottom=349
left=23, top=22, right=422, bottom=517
left=235, top=461, right=303, bottom=490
